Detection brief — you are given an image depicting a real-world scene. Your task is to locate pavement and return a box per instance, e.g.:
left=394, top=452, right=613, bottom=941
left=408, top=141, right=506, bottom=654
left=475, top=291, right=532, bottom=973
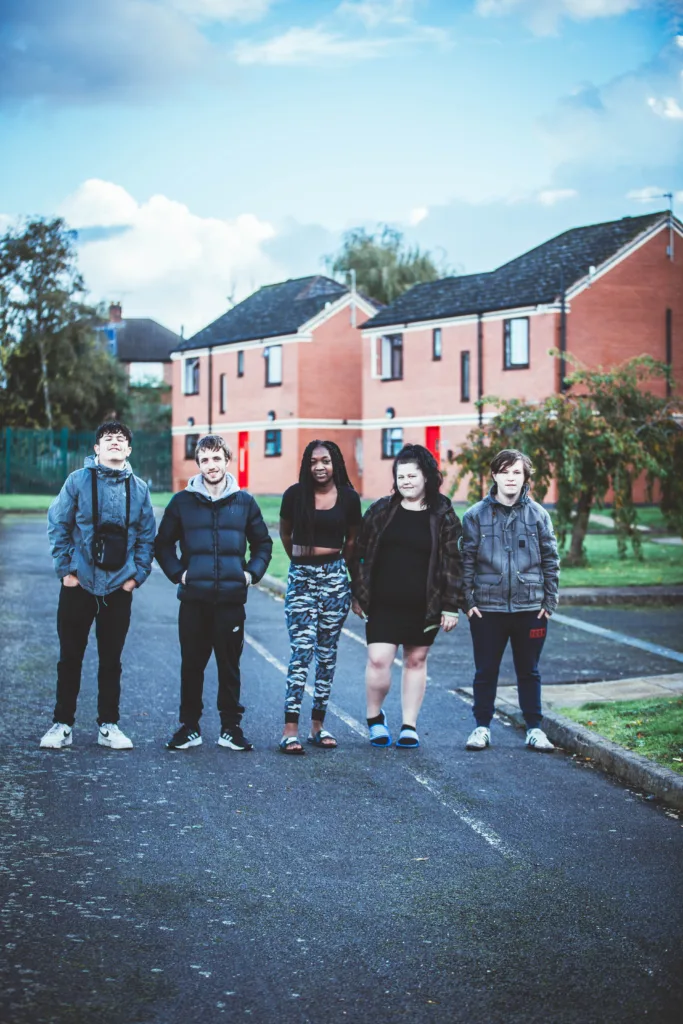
left=2, top=514, right=683, bottom=1024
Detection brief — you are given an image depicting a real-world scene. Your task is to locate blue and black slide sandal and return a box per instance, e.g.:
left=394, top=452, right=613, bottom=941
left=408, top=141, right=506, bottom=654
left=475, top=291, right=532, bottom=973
left=368, top=709, right=391, bottom=747
left=395, top=726, right=420, bottom=749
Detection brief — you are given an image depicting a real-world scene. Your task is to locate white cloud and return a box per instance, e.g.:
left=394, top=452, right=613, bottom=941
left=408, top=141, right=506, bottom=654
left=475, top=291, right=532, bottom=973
left=408, top=205, right=429, bottom=224
left=627, top=185, right=683, bottom=203
left=647, top=95, right=683, bottom=119
left=337, top=0, right=418, bottom=28
left=235, top=26, right=393, bottom=65
left=475, top=0, right=642, bottom=35
left=57, top=179, right=278, bottom=335
left=536, top=188, right=578, bottom=205
left=170, top=0, right=274, bottom=21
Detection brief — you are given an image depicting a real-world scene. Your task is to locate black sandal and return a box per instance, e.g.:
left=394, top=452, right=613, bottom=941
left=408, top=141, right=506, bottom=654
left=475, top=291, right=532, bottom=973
left=279, top=736, right=305, bottom=755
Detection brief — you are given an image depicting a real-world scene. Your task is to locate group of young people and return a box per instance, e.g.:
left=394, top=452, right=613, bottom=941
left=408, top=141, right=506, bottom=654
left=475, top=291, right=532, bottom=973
left=40, top=422, right=559, bottom=757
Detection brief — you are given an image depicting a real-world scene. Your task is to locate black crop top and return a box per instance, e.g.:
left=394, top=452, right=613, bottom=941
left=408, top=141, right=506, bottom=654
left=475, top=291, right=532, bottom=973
left=280, top=484, right=362, bottom=560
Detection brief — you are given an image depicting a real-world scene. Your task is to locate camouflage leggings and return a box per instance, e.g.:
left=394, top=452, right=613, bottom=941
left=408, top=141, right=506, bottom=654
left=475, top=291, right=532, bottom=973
left=284, top=559, right=351, bottom=723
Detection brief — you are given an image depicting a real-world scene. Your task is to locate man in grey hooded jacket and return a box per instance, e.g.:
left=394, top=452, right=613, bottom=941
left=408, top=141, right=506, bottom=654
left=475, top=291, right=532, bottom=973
left=41, top=421, right=156, bottom=750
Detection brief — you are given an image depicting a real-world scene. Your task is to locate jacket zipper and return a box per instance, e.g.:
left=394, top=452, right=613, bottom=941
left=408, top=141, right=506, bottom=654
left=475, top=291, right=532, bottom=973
left=213, top=503, right=219, bottom=596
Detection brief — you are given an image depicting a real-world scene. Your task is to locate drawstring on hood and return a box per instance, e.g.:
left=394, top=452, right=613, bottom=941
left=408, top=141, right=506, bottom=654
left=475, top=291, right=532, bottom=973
left=187, top=472, right=240, bottom=502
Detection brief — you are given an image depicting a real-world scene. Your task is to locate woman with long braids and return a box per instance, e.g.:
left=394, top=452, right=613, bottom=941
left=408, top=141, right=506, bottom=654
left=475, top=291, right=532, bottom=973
left=278, top=441, right=362, bottom=754
left=352, top=443, right=463, bottom=749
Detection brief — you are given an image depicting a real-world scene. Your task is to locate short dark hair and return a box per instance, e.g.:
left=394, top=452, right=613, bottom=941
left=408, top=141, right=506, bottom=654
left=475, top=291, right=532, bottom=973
left=392, top=443, right=443, bottom=511
left=195, top=434, right=232, bottom=464
left=96, top=421, right=132, bottom=445
left=490, top=448, right=533, bottom=482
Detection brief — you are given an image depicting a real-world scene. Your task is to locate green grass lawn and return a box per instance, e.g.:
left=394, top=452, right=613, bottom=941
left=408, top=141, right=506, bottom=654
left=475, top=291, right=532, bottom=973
left=559, top=534, right=683, bottom=588
left=558, top=697, right=683, bottom=775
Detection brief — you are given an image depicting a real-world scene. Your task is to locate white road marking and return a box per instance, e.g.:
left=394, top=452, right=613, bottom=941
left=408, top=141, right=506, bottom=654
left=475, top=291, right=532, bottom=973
left=552, top=612, right=683, bottom=665
left=244, top=629, right=518, bottom=861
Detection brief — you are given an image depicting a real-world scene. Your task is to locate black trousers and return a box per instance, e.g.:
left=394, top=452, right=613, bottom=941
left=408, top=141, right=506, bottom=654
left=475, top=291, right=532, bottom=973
left=54, top=584, right=133, bottom=726
left=179, top=601, right=246, bottom=730
left=469, top=610, right=547, bottom=729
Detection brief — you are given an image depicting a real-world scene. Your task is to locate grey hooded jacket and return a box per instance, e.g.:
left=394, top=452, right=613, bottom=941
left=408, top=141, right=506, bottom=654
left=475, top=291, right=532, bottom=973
left=47, top=455, right=156, bottom=596
left=460, top=486, right=560, bottom=614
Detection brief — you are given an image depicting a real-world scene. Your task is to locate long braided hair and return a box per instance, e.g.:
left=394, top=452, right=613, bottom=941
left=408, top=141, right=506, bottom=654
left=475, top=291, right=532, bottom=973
left=295, top=440, right=354, bottom=551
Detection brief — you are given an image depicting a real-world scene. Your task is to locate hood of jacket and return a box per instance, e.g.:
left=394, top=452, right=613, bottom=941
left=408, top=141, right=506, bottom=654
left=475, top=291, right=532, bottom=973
left=84, top=453, right=133, bottom=479
left=186, top=472, right=240, bottom=501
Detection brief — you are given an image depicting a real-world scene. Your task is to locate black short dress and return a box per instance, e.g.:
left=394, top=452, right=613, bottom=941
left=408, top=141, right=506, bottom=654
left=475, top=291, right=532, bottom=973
left=366, top=504, right=437, bottom=647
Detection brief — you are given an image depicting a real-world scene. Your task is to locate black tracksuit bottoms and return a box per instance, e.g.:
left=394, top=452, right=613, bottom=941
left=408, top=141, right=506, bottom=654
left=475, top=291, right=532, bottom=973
left=179, top=601, right=246, bottom=731
left=54, top=584, right=133, bottom=726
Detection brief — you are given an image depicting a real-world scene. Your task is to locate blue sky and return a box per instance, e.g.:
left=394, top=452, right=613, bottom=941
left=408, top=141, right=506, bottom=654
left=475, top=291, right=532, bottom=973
left=1, top=0, right=681, bottom=334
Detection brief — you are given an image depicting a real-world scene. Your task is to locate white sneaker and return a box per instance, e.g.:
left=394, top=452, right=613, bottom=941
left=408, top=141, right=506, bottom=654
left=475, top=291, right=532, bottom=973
left=465, top=726, right=491, bottom=751
left=40, top=723, right=73, bottom=749
left=98, top=723, right=133, bottom=749
left=525, top=727, right=555, bottom=752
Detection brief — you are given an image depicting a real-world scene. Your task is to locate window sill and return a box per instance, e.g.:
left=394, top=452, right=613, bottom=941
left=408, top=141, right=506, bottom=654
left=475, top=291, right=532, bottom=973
left=503, top=364, right=530, bottom=371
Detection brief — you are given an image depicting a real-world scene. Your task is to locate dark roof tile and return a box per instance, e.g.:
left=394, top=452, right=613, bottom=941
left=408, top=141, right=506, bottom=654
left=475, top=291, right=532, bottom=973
left=179, top=275, right=348, bottom=351
left=363, top=212, right=669, bottom=330
left=114, top=319, right=181, bottom=362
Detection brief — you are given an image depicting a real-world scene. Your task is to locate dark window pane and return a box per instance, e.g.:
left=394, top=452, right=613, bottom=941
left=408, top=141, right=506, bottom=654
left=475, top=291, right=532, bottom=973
left=461, top=350, right=470, bottom=402
left=433, top=328, right=442, bottom=361
left=184, top=433, right=200, bottom=460
left=265, top=429, right=282, bottom=457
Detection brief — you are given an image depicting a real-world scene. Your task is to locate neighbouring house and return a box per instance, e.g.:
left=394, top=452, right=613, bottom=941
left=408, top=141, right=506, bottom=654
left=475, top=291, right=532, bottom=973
left=171, top=276, right=377, bottom=493
left=359, top=211, right=682, bottom=500
left=104, top=303, right=180, bottom=387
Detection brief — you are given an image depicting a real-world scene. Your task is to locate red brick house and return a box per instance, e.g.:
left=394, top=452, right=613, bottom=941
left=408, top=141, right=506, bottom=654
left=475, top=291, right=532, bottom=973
left=171, top=276, right=377, bottom=492
left=359, top=211, right=682, bottom=499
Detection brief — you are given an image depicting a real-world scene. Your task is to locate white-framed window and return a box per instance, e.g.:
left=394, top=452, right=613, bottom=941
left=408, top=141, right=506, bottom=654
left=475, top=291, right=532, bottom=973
left=432, top=327, right=442, bottom=361
left=382, top=426, right=403, bottom=459
left=380, top=334, right=403, bottom=381
left=461, top=350, right=471, bottom=402
left=265, top=429, right=282, bottom=457
left=183, top=356, right=200, bottom=395
left=504, top=318, right=529, bottom=369
left=265, top=345, right=282, bottom=386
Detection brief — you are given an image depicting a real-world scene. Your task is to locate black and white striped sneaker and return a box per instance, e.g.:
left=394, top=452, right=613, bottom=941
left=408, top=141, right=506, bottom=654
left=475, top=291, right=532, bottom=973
left=166, top=725, right=202, bottom=750
left=217, top=726, right=253, bottom=751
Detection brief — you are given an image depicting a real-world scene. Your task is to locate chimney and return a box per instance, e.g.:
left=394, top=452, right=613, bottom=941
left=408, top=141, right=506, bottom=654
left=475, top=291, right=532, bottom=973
left=109, top=302, right=122, bottom=323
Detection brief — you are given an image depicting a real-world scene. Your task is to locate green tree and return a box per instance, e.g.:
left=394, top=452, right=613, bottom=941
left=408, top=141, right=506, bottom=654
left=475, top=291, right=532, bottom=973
left=0, top=218, right=129, bottom=430
left=453, top=356, right=682, bottom=567
left=326, top=225, right=446, bottom=305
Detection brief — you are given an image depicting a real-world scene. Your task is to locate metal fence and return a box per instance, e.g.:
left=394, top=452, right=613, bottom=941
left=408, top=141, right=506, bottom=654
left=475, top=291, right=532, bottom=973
left=0, top=428, right=172, bottom=494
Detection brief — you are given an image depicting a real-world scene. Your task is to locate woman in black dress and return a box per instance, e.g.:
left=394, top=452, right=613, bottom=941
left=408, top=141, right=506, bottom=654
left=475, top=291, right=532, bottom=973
left=351, top=444, right=463, bottom=748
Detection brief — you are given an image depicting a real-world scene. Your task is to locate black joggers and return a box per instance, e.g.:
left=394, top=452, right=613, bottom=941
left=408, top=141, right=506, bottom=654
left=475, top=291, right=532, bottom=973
left=179, top=601, right=246, bottom=731
left=54, top=584, right=133, bottom=726
left=469, top=610, right=548, bottom=729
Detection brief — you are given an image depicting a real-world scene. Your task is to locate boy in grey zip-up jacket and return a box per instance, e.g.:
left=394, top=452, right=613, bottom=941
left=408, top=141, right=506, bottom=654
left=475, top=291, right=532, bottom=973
left=460, top=449, right=560, bottom=753
left=41, top=422, right=156, bottom=751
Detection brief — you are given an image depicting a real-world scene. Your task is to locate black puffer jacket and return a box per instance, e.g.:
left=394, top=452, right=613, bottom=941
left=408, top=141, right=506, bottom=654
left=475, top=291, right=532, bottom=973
left=155, top=480, right=272, bottom=604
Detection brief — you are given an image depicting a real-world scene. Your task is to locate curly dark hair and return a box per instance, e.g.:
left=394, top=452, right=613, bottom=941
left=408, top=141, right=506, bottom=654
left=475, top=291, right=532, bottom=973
left=95, top=421, right=132, bottom=445
left=392, top=443, right=443, bottom=511
left=295, top=439, right=354, bottom=551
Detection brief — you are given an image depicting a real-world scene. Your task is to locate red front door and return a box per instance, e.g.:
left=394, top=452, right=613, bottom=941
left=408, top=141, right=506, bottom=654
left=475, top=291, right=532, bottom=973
left=238, top=431, right=249, bottom=489
left=425, top=425, right=440, bottom=463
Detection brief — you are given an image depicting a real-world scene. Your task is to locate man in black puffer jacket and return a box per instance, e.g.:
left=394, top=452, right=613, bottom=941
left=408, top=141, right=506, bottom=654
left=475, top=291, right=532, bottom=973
left=156, top=435, right=272, bottom=751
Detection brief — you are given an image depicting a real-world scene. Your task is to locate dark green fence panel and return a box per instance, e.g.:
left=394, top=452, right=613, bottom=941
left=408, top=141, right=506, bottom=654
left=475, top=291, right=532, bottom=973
left=0, top=428, right=172, bottom=495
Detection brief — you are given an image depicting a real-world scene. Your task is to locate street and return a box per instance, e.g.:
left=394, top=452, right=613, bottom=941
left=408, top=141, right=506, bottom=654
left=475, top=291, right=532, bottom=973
left=1, top=514, right=682, bottom=1024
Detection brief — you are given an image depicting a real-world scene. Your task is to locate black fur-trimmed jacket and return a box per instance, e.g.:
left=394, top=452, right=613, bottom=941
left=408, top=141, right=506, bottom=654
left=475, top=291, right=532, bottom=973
left=351, top=494, right=463, bottom=625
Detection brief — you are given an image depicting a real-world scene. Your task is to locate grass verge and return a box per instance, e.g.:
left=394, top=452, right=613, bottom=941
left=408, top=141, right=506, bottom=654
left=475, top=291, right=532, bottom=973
left=559, top=534, right=683, bottom=587
left=558, top=697, right=683, bottom=775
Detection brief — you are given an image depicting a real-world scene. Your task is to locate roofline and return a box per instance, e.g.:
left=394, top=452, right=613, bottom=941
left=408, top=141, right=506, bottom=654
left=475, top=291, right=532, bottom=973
left=566, top=215, right=683, bottom=301
left=361, top=211, right=680, bottom=334
left=360, top=300, right=558, bottom=336
left=171, top=332, right=308, bottom=359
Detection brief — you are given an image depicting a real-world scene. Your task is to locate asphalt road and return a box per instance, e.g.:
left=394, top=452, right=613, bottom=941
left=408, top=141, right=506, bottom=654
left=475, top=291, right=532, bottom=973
left=1, top=514, right=682, bottom=1024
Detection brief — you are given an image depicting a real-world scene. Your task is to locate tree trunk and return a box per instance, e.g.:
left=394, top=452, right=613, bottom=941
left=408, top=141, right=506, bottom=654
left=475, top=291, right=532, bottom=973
left=37, top=335, right=53, bottom=432
left=563, top=488, right=594, bottom=567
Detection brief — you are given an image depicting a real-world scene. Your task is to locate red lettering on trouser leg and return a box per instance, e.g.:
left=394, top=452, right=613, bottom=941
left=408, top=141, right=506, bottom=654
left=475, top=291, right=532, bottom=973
left=529, top=628, right=546, bottom=639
